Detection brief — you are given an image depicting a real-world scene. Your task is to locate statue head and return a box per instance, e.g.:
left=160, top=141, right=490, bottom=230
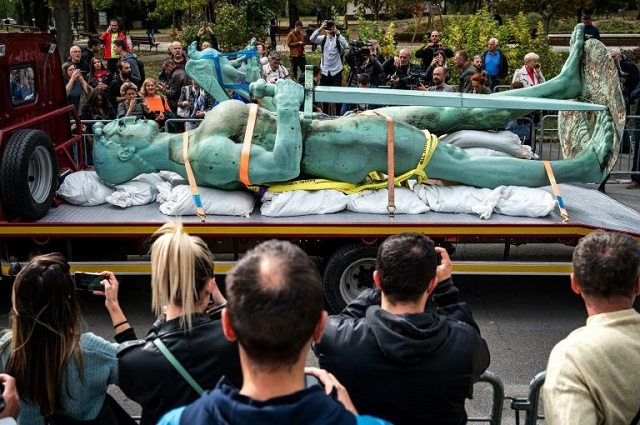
left=93, top=117, right=159, bottom=185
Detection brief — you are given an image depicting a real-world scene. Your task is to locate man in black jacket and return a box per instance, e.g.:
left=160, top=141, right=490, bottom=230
left=314, top=233, right=490, bottom=425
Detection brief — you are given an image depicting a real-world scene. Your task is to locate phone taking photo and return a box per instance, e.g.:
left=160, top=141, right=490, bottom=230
left=74, top=272, right=104, bottom=291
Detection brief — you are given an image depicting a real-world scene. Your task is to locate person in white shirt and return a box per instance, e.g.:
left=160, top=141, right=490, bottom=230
left=543, top=230, right=640, bottom=425
left=309, top=19, right=348, bottom=114
left=261, top=51, right=290, bottom=84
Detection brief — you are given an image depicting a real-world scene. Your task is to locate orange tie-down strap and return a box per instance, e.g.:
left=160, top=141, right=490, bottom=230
left=542, top=160, right=570, bottom=223
left=372, top=110, right=396, bottom=216
left=182, top=131, right=206, bottom=222
left=240, top=103, right=259, bottom=186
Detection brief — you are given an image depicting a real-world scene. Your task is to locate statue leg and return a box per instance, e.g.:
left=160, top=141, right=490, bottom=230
left=496, top=23, right=585, bottom=100
left=424, top=111, right=613, bottom=188
left=380, top=24, right=588, bottom=134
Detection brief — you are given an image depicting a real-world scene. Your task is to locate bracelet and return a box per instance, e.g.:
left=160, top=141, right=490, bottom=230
left=113, top=320, right=128, bottom=329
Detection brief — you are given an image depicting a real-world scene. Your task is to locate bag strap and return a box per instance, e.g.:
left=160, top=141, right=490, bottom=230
left=153, top=338, right=204, bottom=395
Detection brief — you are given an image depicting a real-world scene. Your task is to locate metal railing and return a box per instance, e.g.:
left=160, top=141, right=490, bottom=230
left=468, top=370, right=505, bottom=425
left=538, top=114, right=639, bottom=178
left=508, top=371, right=546, bottom=425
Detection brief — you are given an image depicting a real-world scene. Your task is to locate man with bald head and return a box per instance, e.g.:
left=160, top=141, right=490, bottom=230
left=428, top=66, right=453, bottom=92
left=382, top=48, right=421, bottom=89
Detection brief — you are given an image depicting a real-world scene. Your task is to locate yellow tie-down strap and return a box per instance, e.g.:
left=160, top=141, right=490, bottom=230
left=250, top=131, right=438, bottom=194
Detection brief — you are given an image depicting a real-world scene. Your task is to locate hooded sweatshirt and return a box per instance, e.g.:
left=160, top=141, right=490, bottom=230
left=157, top=379, right=390, bottom=425
left=315, top=281, right=490, bottom=425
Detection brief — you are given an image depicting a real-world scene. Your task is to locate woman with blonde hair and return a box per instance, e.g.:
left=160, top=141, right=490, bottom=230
left=99, top=221, right=241, bottom=425
left=0, top=253, right=120, bottom=424
left=138, top=77, right=172, bottom=128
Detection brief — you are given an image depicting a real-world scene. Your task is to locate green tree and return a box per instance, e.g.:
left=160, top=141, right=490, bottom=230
left=523, top=0, right=593, bottom=34
left=355, top=14, right=396, bottom=57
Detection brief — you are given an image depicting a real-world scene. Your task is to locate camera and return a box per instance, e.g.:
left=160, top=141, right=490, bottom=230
left=325, top=20, right=335, bottom=29
left=405, top=72, right=428, bottom=88
left=74, top=272, right=104, bottom=291
left=349, top=40, right=373, bottom=65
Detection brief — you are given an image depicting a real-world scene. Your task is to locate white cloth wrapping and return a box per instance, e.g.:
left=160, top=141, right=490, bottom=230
left=105, top=173, right=165, bottom=208
left=260, top=190, right=348, bottom=217
left=413, top=184, right=555, bottom=219
left=441, top=130, right=535, bottom=159
left=57, top=170, right=114, bottom=206
left=159, top=185, right=256, bottom=217
left=347, top=188, right=430, bottom=214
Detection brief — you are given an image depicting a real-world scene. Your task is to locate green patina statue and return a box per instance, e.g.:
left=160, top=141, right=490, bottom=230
left=92, top=24, right=622, bottom=192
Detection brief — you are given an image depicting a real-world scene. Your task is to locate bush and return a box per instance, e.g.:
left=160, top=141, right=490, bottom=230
left=442, top=9, right=563, bottom=83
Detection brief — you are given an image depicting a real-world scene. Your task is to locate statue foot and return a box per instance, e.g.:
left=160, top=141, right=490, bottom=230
left=556, top=24, right=586, bottom=99
left=589, top=111, right=615, bottom=173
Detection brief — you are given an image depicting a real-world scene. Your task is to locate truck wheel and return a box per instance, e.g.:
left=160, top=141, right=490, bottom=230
left=323, top=244, right=378, bottom=314
left=0, top=130, right=57, bottom=220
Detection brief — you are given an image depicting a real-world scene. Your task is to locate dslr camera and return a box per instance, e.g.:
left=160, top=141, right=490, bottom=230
left=350, top=40, right=373, bottom=65
left=325, top=20, right=335, bottom=30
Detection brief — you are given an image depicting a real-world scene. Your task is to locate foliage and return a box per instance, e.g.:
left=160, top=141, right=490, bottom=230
left=442, top=9, right=563, bottom=83
left=355, top=15, right=397, bottom=58
left=211, top=1, right=269, bottom=51
left=175, top=24, right=201, bottom=47
left=350, top=0, right=409, bottom=20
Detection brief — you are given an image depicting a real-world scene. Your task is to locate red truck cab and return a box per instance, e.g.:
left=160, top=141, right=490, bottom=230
left=0, top=26, right=83, bottom=221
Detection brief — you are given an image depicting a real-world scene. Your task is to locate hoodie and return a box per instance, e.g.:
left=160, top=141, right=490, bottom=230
left=315, top=281, right=490, bottom=425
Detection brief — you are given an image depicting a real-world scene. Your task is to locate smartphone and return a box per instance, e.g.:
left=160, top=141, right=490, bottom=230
left=74, top=272, right=104, bottom=291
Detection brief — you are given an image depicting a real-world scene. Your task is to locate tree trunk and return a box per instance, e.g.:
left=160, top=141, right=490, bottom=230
left=84, top=0, right=96, bottom=33
left=288, top=1, right=299, bottom=29
left=33, top=0, right=48, bottom=30
left=53, top=0, right=73, bottom=63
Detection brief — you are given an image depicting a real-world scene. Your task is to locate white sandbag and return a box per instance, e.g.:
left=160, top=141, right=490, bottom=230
left=347, top=188, right=430, bottom=214
left=493, top=186, right=556, bottom=217
left=159, top=185, right=256, bottom=217
left=413, top=184, right=555, bottom=219
left=413, top=184, right=491, bottom=214
left=441, top=130, right=534, bottom=159
left=57, top=170, right=114, bottom=206
left=260, top=190, right=348, bottom=217
left=463, top=147, right=512, bottom=158
left=105, top=173, right=164, bottom=208
left=155, top=181, right=174, bottom=204
left=158, top=170, right=188, bottom=186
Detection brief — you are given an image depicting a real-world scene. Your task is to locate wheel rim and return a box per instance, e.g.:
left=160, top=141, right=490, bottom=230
left=27, top=145, right=53, bottom=203
left=338, top=257, right=376, bottom=304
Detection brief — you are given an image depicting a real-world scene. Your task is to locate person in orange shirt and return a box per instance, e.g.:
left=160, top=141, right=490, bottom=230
left=139, top=78, right=171, bottom=128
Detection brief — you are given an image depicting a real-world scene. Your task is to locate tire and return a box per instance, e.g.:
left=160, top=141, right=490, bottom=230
left=0, top=129, right=57, bottom=220
left=323, top=243, right=379, bottom=314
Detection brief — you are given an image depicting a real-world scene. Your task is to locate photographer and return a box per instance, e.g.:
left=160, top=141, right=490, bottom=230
left=382, top=48, right=423, bottom=90
left=340, top=73, right=373, bottom=115
left=415, top=30, right=454, bottom=71
left=345, top=41, right=385, bottom=88
left=310, top=19, right=349, bottom=114
left=424, top=50, right=451, bottom=87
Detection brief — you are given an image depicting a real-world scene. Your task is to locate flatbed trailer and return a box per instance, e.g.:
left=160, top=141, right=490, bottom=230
left=2, top=183, right=639, bottom=313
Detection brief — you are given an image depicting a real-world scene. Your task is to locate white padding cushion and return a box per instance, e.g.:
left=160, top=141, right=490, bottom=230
left=260, top=190, right=348, bottom=217
left=347, top=188, right=430, bottom=214
left=57, top=170, right=114, bottom=206
left=159, top=185, right=256, bottom=217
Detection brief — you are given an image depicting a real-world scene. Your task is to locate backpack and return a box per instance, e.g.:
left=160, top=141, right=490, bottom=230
left=133, top=54, right=145, bottom=83
left=321, top=35, right=344, bottom=58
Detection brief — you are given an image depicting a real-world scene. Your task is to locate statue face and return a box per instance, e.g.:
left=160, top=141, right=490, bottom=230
left=93, top=118, right=159, bottom=185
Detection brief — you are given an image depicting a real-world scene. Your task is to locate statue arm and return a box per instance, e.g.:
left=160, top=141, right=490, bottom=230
left=247, top=80, right=304, bottom=183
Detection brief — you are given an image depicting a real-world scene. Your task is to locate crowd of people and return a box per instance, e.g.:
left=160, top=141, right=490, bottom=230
left=0, top=227, right=638, bottom=425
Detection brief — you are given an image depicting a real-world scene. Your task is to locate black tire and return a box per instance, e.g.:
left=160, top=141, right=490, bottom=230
left=323, top=243, right=379, bottom=314
left=0, top=129, right=57, bottom=220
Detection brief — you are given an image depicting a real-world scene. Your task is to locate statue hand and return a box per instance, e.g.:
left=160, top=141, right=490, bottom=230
left=250, top=78, right=275, bottom=98
left=274, top=79, right=303, bottom=110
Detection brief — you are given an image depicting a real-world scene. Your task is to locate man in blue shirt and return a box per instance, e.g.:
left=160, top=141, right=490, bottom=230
left=481, top=37, right=509, bottom=90
left=158, top=241, right=390, bottom=425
